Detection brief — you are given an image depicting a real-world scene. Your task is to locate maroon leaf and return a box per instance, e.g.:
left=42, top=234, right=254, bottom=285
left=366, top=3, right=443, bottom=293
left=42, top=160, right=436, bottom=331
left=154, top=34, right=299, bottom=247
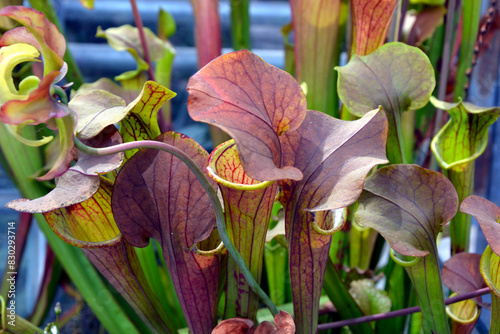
left=461, top=195, right=500, bottom=256
left=72, top=125, right=124, bottom=176
left=254, top=310, right=296, bottom=334
left=211, top=311, right=295, bottom=334
left=278, top=109, right=388, bottom=333
left=42, top=178, right=175, bottom=333
left=187, top=50, right=306, bottom=182
left=407, top=6, right=447, bottom=47
left=112, top=132, right=219, bottom=333
left=265, top=310, right=296, bottom=334
left=356, top=164, right=458, bottom=257
left=6, top=169, right=99, bottom=213
left=212, top=318, right=254, bottom=334
left=280, top=109, right=388, bottom=212
left=356, top=164, right=458, bottom=333
left=443, top=253, right=486, bottom=302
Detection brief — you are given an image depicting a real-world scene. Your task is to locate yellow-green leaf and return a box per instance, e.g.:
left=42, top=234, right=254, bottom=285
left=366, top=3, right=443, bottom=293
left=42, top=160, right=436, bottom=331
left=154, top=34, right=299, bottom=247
left=119, top=81, right=176, bottom=160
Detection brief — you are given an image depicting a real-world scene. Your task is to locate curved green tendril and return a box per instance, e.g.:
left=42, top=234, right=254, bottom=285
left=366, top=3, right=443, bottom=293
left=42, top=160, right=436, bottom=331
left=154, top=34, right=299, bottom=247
left=52, top=85, right=68, bottom=105
left=390, top=248, right=420, bottom=267
left=74, top=136, right=280, bottom=316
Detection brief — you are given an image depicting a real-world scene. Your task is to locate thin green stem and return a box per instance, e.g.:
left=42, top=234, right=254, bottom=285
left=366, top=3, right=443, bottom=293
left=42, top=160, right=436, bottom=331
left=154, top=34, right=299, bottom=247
left=389, top=0, right=402, bottom=42
left=453, top=0, right=481, bottom=100
left=74, top=137, right=280, bottom=317
left=491, top=294, right=500, bottom=334
left=230, top=0, right=251, bottom=50
left=430, top=0, right=457, bottom=170
left=317, top=287, right=490, bottom=331
left=52, top=86, right=68, bottom=105
left=445, top=162, right=475, bottom=254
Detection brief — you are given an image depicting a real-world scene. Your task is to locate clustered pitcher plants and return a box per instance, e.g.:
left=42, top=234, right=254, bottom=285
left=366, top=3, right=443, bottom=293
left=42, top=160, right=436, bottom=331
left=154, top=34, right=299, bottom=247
left=1, top=0, right=500, bottom=333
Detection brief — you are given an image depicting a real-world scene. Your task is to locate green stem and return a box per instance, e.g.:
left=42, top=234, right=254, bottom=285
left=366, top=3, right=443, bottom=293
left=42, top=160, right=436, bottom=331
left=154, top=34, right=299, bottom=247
left=323, top=257, right=375, bottom=334
left=405, top=252, right=450, bottom=334
left=28, top=0, right=84, bottom=89
left=453, top=0, right=481, bottom=100
left=74, top=137, right=280, bottom=317
left=444, top=162, right=475, bottom=254
left=349, top=221, right=378, bottom=270
left=491, top=293, right=500, bottom=334
left=391, top=108, right=408, bottom=164
left=230, top=0, right=251, bottom=50
left=430, top=0, right=457, bottom=170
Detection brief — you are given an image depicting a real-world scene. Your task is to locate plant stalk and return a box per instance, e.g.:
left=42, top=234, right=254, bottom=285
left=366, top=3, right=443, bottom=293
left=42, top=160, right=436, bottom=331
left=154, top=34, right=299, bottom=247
left=430, top=0, right=457, bottom=170
left=405, top=252, right=450, bottom=334
left=317, top=287, right=490, bottom=331
left=445, top=162, right=475, bottom=254
left=230, top=0, right=251, bottom=50
left=453, top=0, right=482, bottom=100
left=491, top=293, right=500, bottom=334
left=323, top=258, right=375, bottom=334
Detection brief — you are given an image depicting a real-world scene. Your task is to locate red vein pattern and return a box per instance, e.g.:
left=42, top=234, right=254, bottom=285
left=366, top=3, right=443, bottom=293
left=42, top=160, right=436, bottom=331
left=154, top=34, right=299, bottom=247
left=208, top=140, right=277, bottom=321
left=279, top=109, right=388, bottom=333
left=351, top=0, right=398, bottom=56
left=112, top=132, right=219, bottom=334
left=187, top=50, right=306, bottom=182
left=43, top=178, right=174, bottom=333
